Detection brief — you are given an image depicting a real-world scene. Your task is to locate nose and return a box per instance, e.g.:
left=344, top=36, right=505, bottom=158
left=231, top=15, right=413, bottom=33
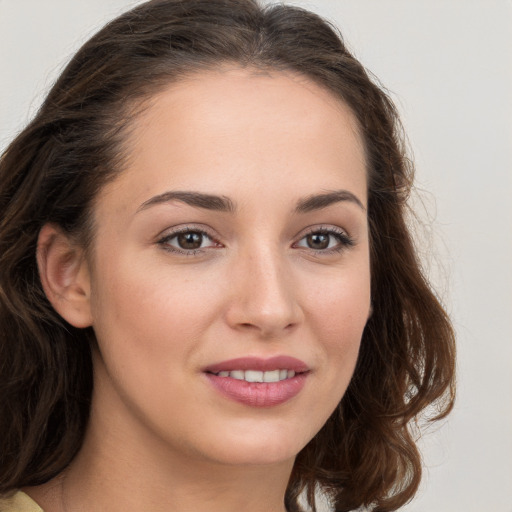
left=224, top=245, right=303, bottom=338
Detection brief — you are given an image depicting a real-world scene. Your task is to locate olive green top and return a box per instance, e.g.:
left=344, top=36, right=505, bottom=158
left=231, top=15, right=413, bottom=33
left=0, top=492, right=43, bottom=512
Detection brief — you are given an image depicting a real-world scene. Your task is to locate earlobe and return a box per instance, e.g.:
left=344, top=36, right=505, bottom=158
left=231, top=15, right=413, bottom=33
left=37, top=223, right=93, bottom=328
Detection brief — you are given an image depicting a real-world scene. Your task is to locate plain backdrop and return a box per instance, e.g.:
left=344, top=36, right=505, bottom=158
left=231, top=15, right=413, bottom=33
left=1, top=1, right=511, bottom=511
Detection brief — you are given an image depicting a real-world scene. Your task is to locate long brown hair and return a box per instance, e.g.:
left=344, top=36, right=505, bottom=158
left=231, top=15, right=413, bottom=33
left=0, top=1, right=455, bottom=510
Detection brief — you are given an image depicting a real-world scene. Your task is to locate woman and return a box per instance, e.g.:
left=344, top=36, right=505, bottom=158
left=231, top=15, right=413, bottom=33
left=0, top=1, right=456, bottom=511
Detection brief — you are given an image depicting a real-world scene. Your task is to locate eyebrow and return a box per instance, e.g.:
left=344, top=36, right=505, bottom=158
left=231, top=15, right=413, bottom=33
left=137, top=191, right=235, bottom=213
left=136, top=188, right=364, bottom=214
left=295, top=190, right=365, bottom=213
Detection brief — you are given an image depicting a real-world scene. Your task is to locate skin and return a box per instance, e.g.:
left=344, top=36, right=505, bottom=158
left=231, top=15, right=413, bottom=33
left=33, top=67, right=371, bottom=512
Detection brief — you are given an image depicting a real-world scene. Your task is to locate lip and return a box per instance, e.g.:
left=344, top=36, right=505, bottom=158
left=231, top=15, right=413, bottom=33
left=203, top=355, right=309, bottom=374
left=203, top=356, right=310, bottom=407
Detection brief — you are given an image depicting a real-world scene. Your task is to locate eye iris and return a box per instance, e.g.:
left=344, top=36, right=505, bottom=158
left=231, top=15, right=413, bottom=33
left=177, top=232, right=203, bottom=250
left=307, top=233, right=330, bottom=250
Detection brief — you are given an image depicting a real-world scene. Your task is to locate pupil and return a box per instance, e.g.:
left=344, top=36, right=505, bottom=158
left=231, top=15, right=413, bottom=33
left=307, top=233, right=329, bottom=250
left=178, top=232, right=202, bottom=250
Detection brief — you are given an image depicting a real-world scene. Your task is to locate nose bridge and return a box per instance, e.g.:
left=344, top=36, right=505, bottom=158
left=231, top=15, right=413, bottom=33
left=226, top=240, right=302, bottom=336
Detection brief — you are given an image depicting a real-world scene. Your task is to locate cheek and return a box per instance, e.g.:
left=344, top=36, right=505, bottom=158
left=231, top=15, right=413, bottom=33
left=306, top=262, right=371, bottom=378
left=308, top=262, right=371, bottom=334
left=88, top=254, right=220, bottom=376
left=87, top=258, right=221, bottom=434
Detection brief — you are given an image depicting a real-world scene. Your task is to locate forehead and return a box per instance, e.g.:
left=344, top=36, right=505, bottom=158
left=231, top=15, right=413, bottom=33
left=98, top=67, right=367, bottom=214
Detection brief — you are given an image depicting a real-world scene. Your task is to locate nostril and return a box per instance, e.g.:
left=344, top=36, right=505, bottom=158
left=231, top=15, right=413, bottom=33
left=225, top=288, right=303, bottom=336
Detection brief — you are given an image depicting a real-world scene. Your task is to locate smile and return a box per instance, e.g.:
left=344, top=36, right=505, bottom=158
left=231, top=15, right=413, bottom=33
left=204, top=356, right=309, bottom=407
left=213, top=369, right=296, bottom=382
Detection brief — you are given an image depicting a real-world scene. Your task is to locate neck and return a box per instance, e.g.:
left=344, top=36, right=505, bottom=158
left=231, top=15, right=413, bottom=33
left=26, top=422, right=293, bottom=512
left=59, top=430, right=292, bottom=512
left=62, top=440, right=292, bottom=512
left=56, top=394, right=293, bottom=512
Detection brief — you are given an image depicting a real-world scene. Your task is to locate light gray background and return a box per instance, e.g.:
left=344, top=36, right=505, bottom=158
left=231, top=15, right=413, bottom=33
left=1, top=1, right=511, bottom=511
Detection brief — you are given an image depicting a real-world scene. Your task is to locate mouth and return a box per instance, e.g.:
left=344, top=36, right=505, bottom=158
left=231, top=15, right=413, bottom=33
left=203, top=356, right=310, bottom=407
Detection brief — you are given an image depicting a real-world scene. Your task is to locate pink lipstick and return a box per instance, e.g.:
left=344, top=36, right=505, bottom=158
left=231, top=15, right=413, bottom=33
left=203, top=356, right=309, bottom=407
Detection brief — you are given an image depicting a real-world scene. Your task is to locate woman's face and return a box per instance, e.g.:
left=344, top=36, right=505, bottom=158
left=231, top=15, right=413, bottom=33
left=85, top=68, right=371, bottom=468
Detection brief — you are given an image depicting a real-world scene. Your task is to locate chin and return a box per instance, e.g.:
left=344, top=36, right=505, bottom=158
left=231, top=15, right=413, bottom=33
left=207, top=442, right=299, bottom=468
left=192, top=422, right=316, bottom=468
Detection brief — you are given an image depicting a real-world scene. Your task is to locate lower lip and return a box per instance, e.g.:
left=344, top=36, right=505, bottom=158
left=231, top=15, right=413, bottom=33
left=205, top=373, right=308, bottom=407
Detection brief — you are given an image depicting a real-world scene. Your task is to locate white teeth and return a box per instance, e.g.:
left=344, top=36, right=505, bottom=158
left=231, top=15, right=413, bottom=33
left=263, top=369, right=280, bottom=383
left=215, top=369, right=298, bottom=382
left=245, top=370, right=263, bottom=382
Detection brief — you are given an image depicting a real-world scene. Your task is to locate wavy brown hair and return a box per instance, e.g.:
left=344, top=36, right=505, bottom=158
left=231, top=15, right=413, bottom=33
left=0, top=1, right=455, bottom=510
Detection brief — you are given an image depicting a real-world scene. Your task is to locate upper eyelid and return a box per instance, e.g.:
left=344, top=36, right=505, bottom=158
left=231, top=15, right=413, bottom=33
left=157, top=224, right=218, bottom=240
left=294, top=224, right=351, bottom=239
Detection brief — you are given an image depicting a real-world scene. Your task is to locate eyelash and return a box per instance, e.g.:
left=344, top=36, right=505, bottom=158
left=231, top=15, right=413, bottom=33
left=157, top=225, right=355, bottom=256
left=293, top=226, right=355, bottom=255
left=157, top=226, right=219, bottom=256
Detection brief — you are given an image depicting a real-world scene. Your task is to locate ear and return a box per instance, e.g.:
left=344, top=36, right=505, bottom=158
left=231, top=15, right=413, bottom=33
left=37, top=223, right=93, bottom=328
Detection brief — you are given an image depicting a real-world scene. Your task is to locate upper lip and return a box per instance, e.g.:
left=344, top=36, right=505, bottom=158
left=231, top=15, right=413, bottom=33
left=204, top=356, right=309, bottom=374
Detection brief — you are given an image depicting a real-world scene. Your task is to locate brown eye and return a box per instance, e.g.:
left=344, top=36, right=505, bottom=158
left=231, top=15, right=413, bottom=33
left=177, top=231, right=203, bottom=250
left=159, top=229, right=218, bottom=253
left=295, top=228, right=354, bottom=253
left=306, top=233, right=330, bottom=250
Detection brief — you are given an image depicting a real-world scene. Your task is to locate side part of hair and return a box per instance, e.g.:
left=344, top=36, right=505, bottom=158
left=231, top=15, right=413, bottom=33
left=0, top=1, right=455, bottom=510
